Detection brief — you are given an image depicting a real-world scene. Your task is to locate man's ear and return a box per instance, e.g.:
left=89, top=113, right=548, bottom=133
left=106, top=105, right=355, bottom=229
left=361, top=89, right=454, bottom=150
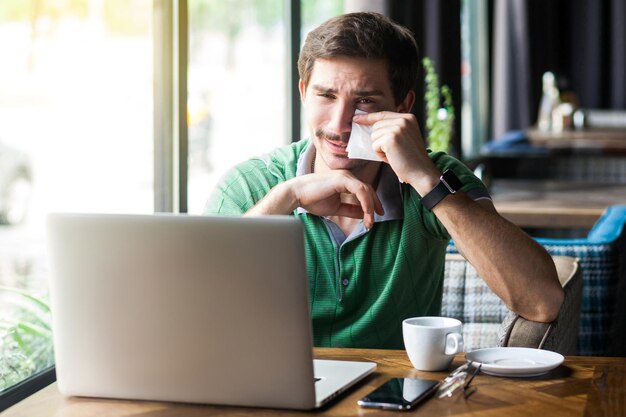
left=396, top=90, right=416, bottom=113
left=298, top=79, right=307, bottom=102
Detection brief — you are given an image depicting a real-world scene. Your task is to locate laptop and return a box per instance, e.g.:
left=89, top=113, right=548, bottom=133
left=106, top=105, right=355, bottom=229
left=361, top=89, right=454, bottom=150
left=46, top=213, right=376, bottom=410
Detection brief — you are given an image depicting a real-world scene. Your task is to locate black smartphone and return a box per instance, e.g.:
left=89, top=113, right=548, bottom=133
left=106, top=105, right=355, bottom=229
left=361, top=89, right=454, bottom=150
left=357, top=377, right=440, bottom=411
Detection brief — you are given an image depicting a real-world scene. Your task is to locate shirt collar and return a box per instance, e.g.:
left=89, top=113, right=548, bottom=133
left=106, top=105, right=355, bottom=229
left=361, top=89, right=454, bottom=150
left=296, top=141, right=403, bottom=221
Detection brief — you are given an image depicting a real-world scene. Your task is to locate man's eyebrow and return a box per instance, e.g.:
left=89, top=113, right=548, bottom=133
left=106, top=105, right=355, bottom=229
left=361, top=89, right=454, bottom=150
left=310, top=84, right=336, bottom=94
left=310, top=85, right=385, bottom=96
left=354, top=89, right=385, bottom=97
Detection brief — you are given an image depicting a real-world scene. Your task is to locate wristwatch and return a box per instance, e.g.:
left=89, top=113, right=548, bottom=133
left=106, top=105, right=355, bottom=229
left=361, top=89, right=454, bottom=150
left=421, top=169, right=462, bottom=211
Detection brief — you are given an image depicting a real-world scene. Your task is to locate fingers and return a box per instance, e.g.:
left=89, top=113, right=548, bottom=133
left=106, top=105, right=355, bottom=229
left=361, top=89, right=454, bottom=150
left=334, top=203, right=364, bottom=220
left=333, top=203, right=375, bottom=230
left=295, top=171, right=384, bottom=229
left=354, top=111, right=422, bottom=154
left=353, top=111, right=430, bottom=186
left=352, top=110, right=413, bottom=126
left=336, top=174, right=384, bottom=229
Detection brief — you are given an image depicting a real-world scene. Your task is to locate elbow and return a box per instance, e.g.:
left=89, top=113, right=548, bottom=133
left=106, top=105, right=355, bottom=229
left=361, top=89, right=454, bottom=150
left=505, top=264, right=565, bottom=323
left=525, top=283, right=564, bottom=323
left=522, top=255, right=565, bottom=323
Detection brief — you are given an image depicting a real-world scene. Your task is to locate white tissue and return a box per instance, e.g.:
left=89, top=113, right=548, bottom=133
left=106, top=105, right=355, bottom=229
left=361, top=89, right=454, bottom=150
left=346, top=110, right=382, bottom=161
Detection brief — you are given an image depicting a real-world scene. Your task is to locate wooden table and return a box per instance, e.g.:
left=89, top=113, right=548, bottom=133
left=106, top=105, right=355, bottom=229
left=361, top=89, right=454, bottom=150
left=491, top=180, right=626, bottom=229
left=3, top=348, right=626, bottom=416
left=526, top=128, right=626, bottom=153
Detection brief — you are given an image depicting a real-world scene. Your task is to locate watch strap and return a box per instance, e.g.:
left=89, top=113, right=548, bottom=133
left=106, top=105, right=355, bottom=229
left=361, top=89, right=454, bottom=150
left=421, top=170, right=462, bottom=211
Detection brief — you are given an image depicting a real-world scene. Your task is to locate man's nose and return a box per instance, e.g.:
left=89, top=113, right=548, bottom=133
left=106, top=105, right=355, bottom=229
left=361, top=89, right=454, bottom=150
left=327, top=103, right=354, bottom=137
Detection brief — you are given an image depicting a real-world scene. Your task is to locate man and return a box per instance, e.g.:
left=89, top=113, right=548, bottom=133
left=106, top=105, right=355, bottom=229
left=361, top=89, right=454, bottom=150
left=205, top=12, right=563, bottom=349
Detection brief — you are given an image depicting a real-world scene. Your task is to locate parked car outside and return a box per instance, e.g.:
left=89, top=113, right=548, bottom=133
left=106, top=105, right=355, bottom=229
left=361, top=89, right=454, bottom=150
left=0, top=139, right=33, bottom=226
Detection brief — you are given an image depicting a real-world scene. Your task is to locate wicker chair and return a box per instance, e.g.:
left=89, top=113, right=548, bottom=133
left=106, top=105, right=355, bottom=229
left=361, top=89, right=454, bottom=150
left=446, top=205, right=626, bottom=355
left=535, top=205, right=626, bottom=356
left=442, top=254, right=581, bottom=355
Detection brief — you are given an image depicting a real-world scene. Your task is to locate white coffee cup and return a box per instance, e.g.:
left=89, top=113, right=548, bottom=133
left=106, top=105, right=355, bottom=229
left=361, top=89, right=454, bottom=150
left=402, top=316, right=464, bottom=371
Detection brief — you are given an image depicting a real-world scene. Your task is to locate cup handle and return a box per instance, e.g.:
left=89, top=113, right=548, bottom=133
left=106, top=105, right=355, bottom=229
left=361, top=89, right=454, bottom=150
left=445, top=332, right=464, bottom=355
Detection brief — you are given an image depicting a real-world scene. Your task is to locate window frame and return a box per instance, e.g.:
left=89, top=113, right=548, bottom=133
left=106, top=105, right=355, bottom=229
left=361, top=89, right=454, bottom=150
left=0, top=367, right=55, bottom=412
left=461, top=0, right=490, bottom=160
left=154, top=0, right=189, bottom=213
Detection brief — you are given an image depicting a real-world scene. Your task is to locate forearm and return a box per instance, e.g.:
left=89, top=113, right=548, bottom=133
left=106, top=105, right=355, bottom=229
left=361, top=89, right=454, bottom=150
left=245, top=181, right=298, bottom=216
left=433, top=193, right=564, bottom=322
left=359, top=110, right=563, bottom=321
left=246, top=172, right=382, bottom=227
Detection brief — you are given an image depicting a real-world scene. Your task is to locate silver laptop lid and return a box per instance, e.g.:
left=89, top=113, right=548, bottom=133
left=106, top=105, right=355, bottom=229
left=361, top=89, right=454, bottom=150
left=47, top=213, right=318, bottom=409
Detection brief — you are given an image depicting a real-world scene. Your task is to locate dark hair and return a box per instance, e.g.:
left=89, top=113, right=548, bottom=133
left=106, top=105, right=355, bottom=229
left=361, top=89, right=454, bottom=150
left=298, top=12, right=419, bottom=104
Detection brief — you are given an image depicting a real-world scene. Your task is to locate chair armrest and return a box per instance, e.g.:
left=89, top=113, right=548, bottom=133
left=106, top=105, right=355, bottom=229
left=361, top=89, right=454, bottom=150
left=587, top=205, right=626, bottom=243
left=498, top=256, right=582, bottom=355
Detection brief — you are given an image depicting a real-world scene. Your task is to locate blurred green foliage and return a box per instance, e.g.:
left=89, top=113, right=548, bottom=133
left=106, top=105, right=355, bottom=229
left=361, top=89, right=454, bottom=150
left=0, top=286, right=53, bottom=391
left=188, top=0, right=344, bottom=34
left=0, top=0, right=345, bottom=37
left=423, top=57, right=455, bottom=153
left=0, top=0, right=89, bottom=22
left=0, top=0, right=150, bottom=36
left=0, top=0, right=87, bottom=21
left=104, top=0, right=151, bottom=35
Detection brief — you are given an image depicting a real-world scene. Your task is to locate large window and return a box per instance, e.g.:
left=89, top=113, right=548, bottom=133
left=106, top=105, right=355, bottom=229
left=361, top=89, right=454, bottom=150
left=0, top=0, right=153, bottom=398
left=186, top=0, right=289, bottom=214
left=0, top=0, right=346, bottom=403
left=186, top=0, right=345, bottom=214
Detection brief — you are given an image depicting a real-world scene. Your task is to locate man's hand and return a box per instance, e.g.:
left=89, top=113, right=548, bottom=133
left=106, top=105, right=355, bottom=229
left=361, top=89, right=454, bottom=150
left=246, top=170, right=384, bottom=229
left=294, top=170, right=384, bottom=227
left=353, top=113, right=563, bottom=323
left=352, top=111, right=441, bottom=195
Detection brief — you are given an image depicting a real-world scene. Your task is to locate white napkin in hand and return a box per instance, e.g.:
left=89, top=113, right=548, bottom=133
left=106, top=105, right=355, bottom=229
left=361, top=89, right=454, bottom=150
left=346, top=110, right=382, bottom=161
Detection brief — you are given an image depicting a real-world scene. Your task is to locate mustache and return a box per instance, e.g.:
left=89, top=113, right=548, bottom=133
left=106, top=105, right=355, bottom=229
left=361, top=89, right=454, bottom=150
left=315, top=128, right=350, bottom=143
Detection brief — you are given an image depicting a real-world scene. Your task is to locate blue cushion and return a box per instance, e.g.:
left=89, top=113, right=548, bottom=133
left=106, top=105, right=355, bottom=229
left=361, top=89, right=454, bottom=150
left=587, top=205, right=626, bottom=243
left=534, top=205, right=626, bottom=355
left=533, top=205, right=626, bottom=246
left=538, top=242, right=618, bottom=355
left=481, top=130, right=548, bottom=155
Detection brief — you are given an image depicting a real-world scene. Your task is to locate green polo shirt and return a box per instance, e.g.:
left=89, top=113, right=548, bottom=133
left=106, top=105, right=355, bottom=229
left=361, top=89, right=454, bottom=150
left=205, top=139, right=489, bottom=349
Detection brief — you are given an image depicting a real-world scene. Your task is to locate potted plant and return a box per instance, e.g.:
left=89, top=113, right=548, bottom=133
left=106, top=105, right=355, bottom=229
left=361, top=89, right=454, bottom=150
left=423, top=57, right=455, bottom=153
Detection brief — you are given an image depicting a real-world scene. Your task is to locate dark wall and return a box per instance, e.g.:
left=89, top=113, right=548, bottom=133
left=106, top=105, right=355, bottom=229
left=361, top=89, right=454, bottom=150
left=389, top=0, right=462, bottom=157
left=526, top=0, right=626, bottom=116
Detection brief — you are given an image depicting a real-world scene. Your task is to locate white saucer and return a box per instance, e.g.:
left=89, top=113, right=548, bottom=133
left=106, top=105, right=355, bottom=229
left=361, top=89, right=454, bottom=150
left=465, top=347, right=564, bottom=377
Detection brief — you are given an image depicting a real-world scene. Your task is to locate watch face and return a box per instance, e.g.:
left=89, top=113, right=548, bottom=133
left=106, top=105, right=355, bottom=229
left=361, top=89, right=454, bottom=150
left=441, top=170, right=462, bottom=192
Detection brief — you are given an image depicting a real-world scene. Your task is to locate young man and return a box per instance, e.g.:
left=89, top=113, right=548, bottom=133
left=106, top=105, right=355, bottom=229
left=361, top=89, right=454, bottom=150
left=205, top=12, right=563, bottom=349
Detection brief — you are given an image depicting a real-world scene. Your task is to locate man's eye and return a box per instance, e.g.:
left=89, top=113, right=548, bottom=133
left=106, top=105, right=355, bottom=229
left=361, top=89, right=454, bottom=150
left=357, top=98, right=374, bottom=104
left=317, top=93, right=334, bottom=99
